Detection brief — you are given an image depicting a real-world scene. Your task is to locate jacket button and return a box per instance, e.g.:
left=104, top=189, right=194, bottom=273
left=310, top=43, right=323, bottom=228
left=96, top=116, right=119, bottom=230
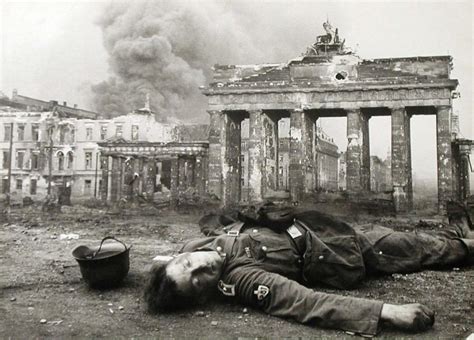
left=216, top=246, right=223, bottom=252
left=261, top=246, right=268, bottom=252
left=318, top=255, right=324, bottom=260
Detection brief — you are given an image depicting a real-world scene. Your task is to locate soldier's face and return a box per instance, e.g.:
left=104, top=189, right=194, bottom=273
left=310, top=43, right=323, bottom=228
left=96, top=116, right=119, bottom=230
left=166, top=251, right=224, bottom=296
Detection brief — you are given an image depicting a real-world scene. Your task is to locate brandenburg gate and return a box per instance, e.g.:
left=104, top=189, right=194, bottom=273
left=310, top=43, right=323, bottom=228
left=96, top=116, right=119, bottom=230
left=201, top=22, right=459, bottom=213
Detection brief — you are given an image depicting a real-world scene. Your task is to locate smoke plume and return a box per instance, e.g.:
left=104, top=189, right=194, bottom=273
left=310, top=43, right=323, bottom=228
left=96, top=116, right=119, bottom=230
left=91, top=1, right=266, bottom=121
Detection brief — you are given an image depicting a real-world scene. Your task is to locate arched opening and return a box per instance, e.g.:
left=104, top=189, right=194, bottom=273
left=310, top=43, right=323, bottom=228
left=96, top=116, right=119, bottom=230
left=57, top=151, right=64, bottom=170
left=67, top=151, right=74, bottom=170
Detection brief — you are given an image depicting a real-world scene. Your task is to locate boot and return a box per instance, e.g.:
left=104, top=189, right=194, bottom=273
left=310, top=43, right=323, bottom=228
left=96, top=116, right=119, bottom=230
left=446, top=200, right=473, bottom=237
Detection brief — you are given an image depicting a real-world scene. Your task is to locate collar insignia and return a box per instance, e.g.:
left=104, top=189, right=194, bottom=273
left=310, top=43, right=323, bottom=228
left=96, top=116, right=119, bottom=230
left=217, top=280, right=235, bottom=296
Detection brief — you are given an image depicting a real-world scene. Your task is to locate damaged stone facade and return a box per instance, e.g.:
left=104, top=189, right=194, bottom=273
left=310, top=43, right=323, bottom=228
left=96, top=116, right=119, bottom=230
left=0, top=91, right=198, bottom=204
left=202, top=22, right=461, bottom=213
left=452, top=139, right=473, bottom=202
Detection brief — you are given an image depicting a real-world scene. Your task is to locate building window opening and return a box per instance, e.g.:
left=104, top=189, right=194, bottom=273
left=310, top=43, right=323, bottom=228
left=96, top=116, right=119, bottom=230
left=115, top=125, right=123, bottom=137
left=70, top=127, right=75, bottom=143
left=57, top=151, right=64, bottom=170
left=85, top=152, right=92, bottom=170
left=84, top=179, right=92, bottom=195
left=4, top=124, right=11, bottom=141
left=30, top=179, right=37, bottom=195
left=67, top=152, right=74, bottom=170
left=86, top=127, right=93, bottom=141
left=2, top=178, right=8, bottom=193
left=31, top=153, right=39, bottom=170
left=131, top=125, right=139, bottom=141
left=59, top=126, right=66, bottom=143
left=3, top=151, right=9, bottom=169
left=16, top=151, right=25, bottom=169
left=100, top=125, right=107, bottom=140
left=16, top=179, right=23, bottom=190
left=32, top=124, right=39, bottom=141
left=17, top=124, right=25, bottom=141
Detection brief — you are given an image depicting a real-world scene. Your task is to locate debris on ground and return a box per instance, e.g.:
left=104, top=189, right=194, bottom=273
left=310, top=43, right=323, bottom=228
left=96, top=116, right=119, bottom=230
left=59, top=233, right=80, bottom=240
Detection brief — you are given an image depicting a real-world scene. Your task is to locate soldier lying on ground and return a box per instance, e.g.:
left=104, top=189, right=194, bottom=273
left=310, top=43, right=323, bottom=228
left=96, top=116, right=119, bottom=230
left=144, top=202, right=474, bottom=337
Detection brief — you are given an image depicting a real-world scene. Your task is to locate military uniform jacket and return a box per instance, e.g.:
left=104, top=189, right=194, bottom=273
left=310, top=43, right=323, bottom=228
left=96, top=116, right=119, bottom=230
left=181, top=211, right=384, bottom=336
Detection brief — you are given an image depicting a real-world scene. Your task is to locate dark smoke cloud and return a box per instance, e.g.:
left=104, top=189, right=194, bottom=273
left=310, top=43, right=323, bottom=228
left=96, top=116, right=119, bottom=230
left=91, top=1, right=267, bottom=121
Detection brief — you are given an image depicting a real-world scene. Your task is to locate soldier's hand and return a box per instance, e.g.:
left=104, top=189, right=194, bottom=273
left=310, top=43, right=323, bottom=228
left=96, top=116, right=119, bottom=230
left=381, top=303, right=435, bottom=332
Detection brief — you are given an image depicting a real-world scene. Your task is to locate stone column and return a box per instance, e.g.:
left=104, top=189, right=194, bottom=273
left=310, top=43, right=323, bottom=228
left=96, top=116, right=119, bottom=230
left=361, top=113, right=371, bottom=191
left=186, top=158, right=195, bottom=188
left=248, top=110, right=263, bottom=203
left=289, top=109, right=314, bottom=202
left=436, top=105, right=453, bottom=213
left=312, top=117, right=319, bottom=190
left=144, top=158, right=156, bottom=199
left=100, top=154, right=109, bottom=201
left=195, top=156, right=206, bottom=196
left=346, top=109, right=363, bottom=191
left=132, top=157, right=141, bottom=195
left=107, top=156, right=113, bottom=201
left=262, top=112, right=280, bottom=194
left=122, top=158, right=134, bottom=200
left=303, top=111, right=316, bottom=191
left=221, top=112, right=243, bottom=207
left=391, top=107, right=413, bottom=212
left=170, top=158, right=179, bottom=207
left=110, top=156, right=120, bottom=202
left=178, top=156, right=186, bottom=190
left=207, top=110, right=223, bottom=199
left=459, top=144, right=471, bottom=200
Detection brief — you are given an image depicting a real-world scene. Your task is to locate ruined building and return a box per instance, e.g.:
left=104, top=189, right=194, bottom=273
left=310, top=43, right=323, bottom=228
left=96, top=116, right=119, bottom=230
left=0, top=91, right=208, bottom=204
left=0, top=91, right=101, bottom=203
left=202, top=20, right=464, bottom=213
left=97, top=98, right=209, bottom=206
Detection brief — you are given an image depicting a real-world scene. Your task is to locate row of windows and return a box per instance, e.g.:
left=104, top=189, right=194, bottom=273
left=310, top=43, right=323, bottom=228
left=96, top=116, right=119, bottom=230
left=1, top=178, right=102, bottom=196
left=85, top=124, right=140, bottom=141
left=2, top=123, right=140, bottom=143
left=3, top=124, right=40, bottom=142
left=2, top=151, right=39, bottom=170
left=1, top=151, right=105, bottom=170
left=2, top=178, right=37, bottom=195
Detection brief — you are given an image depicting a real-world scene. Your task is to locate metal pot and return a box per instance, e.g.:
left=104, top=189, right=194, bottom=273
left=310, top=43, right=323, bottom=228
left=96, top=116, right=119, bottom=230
left=72, top=236, right=131, bottom=289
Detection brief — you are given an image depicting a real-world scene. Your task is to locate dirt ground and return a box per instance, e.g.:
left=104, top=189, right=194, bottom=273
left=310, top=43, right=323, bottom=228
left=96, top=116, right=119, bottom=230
left=0, top=203, right=472, bottom=339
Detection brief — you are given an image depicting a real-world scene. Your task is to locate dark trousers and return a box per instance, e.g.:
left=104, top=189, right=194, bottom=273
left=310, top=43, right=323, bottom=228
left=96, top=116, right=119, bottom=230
left=355, top=224, right=468, bottom=274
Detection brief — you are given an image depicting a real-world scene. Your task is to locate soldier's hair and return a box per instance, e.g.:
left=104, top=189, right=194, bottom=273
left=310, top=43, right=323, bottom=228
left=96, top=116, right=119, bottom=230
left=144, top=262, right=198, bottom=313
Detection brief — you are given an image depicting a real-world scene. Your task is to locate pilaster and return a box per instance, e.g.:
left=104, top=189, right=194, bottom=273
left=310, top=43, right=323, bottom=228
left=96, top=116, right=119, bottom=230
left=436, top=105, right=453, bottom=213
left=248, top=110, right=263, bottom=203
left=207, top=110, right=223, bottom=199
left=391, top=107, right=413, bottom=212
left=289, top=109, right=315, bottom=202
left=346, top=109, right=363, bottom=191
left=221, top=112, right=243, bottom=207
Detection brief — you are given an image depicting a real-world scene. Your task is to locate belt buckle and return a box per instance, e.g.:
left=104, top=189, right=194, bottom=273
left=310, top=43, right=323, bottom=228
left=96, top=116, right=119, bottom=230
left=227, top=230, right=239, bottom=237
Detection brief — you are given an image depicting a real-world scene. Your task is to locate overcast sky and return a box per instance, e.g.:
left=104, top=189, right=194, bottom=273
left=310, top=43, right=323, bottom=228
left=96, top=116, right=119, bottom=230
left=0, top=0, right=472, bottom=180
